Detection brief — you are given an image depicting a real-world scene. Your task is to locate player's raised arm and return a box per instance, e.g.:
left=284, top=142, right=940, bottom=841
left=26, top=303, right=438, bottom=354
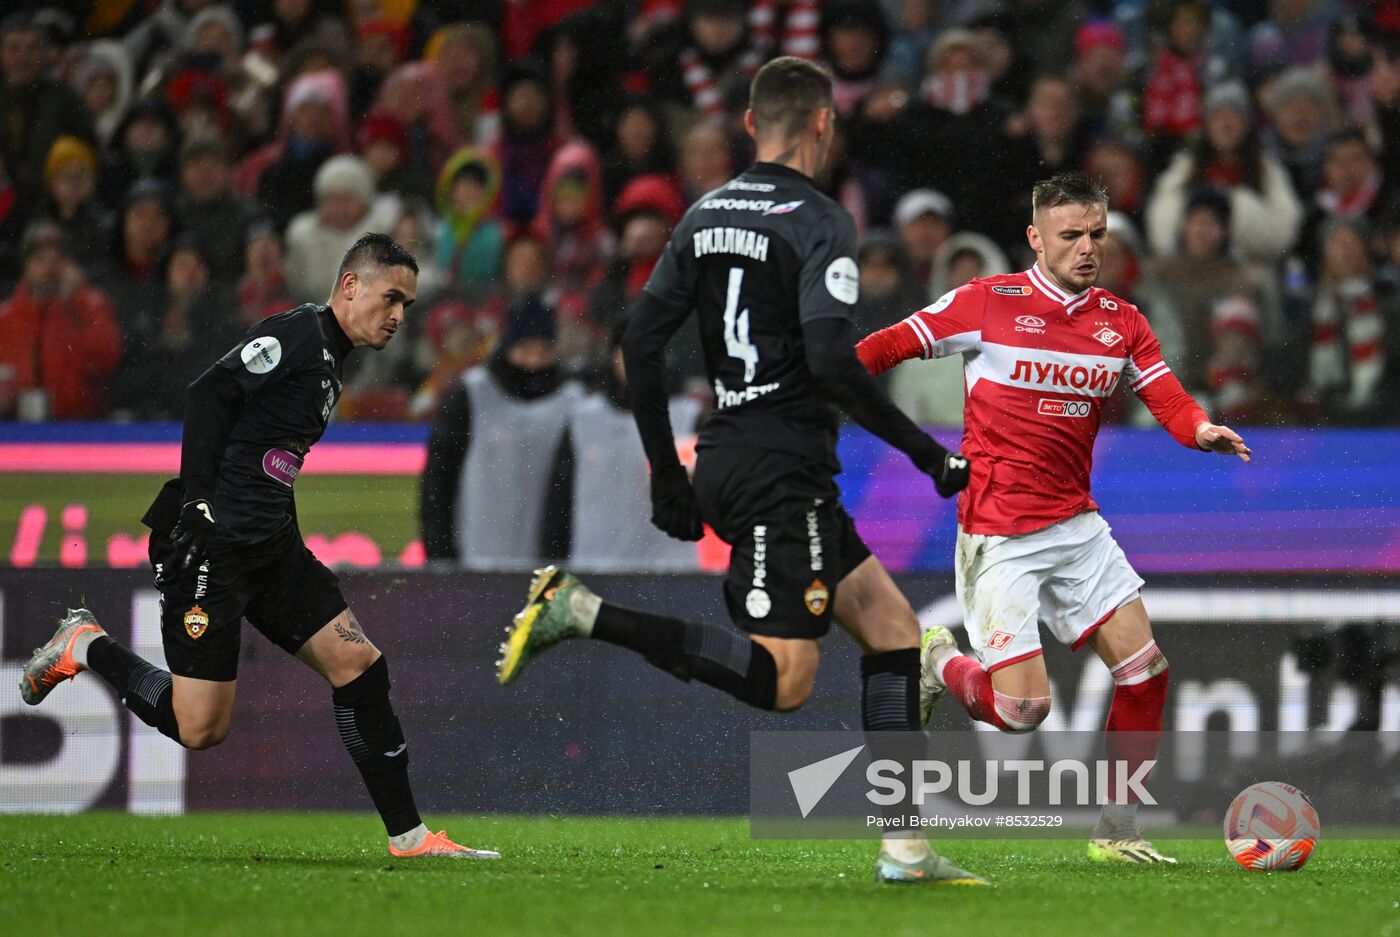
left=622, top=230, right=704, bottom=540
left=1126, top=310, right=1252, bottom=462
left=856, top=283, right=987, bottom=376
left=800, top=214, right=969, bottom=497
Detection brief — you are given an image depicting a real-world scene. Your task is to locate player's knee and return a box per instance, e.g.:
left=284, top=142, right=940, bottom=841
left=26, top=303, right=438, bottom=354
left=179, top=721, right=231, bottom=750
left=322, top=644, right=382, bottom=687
left=993, top=694, right=1052, bottom=733
left=773, top=669, right=816, bottom=712
left=773, top=686, right=811, bottom=712
left=345, top=645, right=382, bottom=678
left=332, top=654, right=392, bottom=707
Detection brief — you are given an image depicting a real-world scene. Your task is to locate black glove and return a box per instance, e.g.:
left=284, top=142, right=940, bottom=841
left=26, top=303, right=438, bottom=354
left=927, top=450, right=971, bottom=498
left=649, top=464, right=704, bottom=541
left=170, top=499, right=217, bottom=572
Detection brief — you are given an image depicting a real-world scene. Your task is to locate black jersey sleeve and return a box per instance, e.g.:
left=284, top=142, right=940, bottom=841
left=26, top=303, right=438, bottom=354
left=179, top=365, right=245, bottom=504
left=796, top=208, right=860, bottom=324
left=622, top=290, right=693, bottom=474
left=803, top=317, right=948, bottom=472
left=641, top=216, right=695, bottom=310
left=214, top=309, right=319, bottom=396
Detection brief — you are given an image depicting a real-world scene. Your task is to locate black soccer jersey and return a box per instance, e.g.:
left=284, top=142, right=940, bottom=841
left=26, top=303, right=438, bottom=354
left=643, top=162, right=859, bottom=466
left=208, top=304, right=352, bottom=542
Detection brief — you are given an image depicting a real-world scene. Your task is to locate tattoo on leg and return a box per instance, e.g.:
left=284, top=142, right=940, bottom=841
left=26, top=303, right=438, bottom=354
left=335, top=611, right=369, bottom=645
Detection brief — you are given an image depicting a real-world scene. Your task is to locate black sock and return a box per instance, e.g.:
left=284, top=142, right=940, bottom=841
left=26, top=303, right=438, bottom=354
left=862, top=648, right=923, bottom=833
left=592, top=603, right=778, bottom=709
left=332, top=656, right=422, bottom=837
left=86, top=635, right=182, bottom=743
left=860, top=648, right=920, bottom=731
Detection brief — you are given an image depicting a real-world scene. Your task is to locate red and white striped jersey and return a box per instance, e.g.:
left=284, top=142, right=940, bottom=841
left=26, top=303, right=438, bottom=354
left=857, top=265, right=1209, bottom=535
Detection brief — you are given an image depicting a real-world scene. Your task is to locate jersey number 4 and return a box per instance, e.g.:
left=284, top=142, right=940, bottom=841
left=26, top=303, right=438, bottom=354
left=723, top=267, right=759, bottom=382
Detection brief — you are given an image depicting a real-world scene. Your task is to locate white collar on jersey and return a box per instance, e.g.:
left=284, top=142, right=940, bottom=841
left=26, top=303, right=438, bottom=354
left=1026, top=264, right=1093, bottom=314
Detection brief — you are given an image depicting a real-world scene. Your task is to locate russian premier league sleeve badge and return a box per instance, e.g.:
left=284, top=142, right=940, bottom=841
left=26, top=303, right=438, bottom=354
left=184, top=604, right=210, bottom=639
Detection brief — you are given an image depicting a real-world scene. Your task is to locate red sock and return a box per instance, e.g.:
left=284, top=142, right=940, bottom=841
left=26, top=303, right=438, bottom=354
left=942, top=655, right=1011, bottom=731
left=1105, top=642, right=1169, bottom=804
left=1106, top=669, right=1169, bottom=732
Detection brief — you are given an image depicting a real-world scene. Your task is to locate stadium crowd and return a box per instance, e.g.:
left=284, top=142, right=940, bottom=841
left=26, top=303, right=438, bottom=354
left=0, top=0, right=1397, bottom=429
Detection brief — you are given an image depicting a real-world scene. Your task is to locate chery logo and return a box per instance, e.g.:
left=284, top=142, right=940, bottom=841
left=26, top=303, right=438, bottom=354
left=1015, top=315, right=1046, bottom=328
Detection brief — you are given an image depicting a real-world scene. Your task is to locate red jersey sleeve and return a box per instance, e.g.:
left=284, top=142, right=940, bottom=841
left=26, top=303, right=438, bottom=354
left=1124, top=307, right=1209, bottom=449
left=857, top=284, right=986, bottom=376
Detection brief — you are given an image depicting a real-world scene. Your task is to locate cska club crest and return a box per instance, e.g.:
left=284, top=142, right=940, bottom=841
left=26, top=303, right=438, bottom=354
left=184, top=604, right=210, bottom=640
left=804, top=579, right=829, bottom=616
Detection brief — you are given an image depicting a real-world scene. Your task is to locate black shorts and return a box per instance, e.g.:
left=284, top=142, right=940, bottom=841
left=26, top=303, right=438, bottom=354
left=149, top=522, right=347, bottom=682
left=692, top=446, right=871, bottom=639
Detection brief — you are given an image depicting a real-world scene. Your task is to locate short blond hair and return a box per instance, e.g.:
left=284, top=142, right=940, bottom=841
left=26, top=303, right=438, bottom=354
left=1031, top=172, right=1109, bottom=215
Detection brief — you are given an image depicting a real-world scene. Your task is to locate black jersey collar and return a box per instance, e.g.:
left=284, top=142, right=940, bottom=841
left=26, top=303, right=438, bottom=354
left=319, top=305, right=354, bottom=360
left=746, top=161, right=813, bottom=184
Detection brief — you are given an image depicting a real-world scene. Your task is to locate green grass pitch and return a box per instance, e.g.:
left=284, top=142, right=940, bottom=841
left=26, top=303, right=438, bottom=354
left=1, top=814, right=1395, bottom=937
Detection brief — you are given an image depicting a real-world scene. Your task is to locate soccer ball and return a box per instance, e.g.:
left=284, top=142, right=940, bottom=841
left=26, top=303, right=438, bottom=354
left=1223, top=781, right=1320, bottom=871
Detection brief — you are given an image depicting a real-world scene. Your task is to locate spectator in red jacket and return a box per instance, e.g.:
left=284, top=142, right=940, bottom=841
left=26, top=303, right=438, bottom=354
left=531, top=140, right=614, bottom=364
left=587, top=172, right=685, bottom=338
left=1141, top=0, right=1217, bottom=168
left=0, top=222, right=121, bottom=420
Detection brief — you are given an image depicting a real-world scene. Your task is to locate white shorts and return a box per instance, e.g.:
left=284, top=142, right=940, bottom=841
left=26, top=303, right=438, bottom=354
left=955, top=511, right=1144, bottom=672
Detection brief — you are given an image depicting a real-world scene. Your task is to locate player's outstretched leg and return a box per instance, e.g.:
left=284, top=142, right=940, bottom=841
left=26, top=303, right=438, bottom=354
left=1087, top=609, right=1173, bottom=865
left=919, top=628, right=1051, bottom=732
left=498, top=566, right=779, bottom=709
left=21, top=608, right=187, bottom=742
left=301, top=613, right=499, bottom=860
left=832, top=556, right=987, bottom=885
left=19, top=608, right=104, bottom=704
left=862, top=648, right=988, bottom=886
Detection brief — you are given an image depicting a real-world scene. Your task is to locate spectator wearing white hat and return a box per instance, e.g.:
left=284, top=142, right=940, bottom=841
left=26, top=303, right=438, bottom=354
left=284, top=155, right=399, bottom=301
left=892, top=187, right=953, bottom=292
left=1263, top=67, right=1342, bottom=199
